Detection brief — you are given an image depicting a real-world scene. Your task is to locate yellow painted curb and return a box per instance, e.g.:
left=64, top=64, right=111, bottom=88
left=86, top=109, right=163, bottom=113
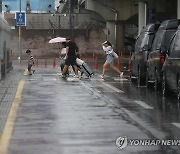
left=0, top=80, right=24, bottom=154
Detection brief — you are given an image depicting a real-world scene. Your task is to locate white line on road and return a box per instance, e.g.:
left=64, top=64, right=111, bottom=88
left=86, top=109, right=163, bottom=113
left=134, top=100, right=154, bottom=109
left=101, top=82, right=124, bottom=93
left=172, top=123, right=180, bottom=129
left=113, top=78, right=128, bottom=81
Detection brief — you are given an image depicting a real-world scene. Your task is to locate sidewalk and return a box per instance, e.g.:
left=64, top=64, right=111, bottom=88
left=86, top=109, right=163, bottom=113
left=0, top=66, right=23, bottom=134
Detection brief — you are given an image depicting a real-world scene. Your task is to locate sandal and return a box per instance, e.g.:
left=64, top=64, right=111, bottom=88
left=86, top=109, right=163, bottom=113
left=99, top=75, right=104, bottom=79
left=120, top=72, right=123, bottom=78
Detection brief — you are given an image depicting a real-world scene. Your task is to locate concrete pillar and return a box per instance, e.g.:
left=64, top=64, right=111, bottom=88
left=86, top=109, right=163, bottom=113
left=138, top=1, right=147, bottom=34
left=178, top=0, right=180, bottom=19
left=85, top=0, right=94, bottom=10
left=106, top=22, right=115, bottom=47
left=116, top=24, right=124, bottom=52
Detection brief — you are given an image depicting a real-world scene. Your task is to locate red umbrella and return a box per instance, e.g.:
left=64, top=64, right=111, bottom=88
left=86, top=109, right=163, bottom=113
left=49, top=37, right=66, bottom=43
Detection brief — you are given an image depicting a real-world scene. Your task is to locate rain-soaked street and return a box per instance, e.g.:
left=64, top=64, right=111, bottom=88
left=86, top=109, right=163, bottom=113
left=1, top=66, right=180, bottom=154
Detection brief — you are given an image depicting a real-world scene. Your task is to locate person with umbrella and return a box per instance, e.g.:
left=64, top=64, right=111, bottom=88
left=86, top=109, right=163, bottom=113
left=61, top=38, right=79, bottom=78
left=59, top=42, right=69, bottom=76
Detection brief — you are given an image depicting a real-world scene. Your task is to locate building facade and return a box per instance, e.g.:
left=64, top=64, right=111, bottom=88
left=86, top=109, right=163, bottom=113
left=1, top=0, right=178, bottom=58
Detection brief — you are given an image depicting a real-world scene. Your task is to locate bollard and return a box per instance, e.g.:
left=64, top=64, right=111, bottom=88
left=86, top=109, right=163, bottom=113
left=53, top=57, right=56, bottom=68
left=19, top=59, right=22, bottom=66
left=93, top=57, right=99, bottom=70
left=117, top=56, right=121, bottom=71
left=80, top=53, right=82, bottom=59
left=105, top=64, right=109, bottom=70
left=92, top=52, right=95, bottom=60
left=127, top=54, right=131, bottom=71
left=35, top=58, right=38, bottom=67
left=18, top=57, right=22, bottom=66
left=86, top=53, right=88, bottom=60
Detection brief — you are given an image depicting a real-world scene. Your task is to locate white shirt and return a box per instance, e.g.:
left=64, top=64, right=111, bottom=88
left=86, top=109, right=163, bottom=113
left=102, top=45, right=113, bottom=55
left=61, top=48, right=66, bottom=55
left=60, top=48, right=66, bottom=59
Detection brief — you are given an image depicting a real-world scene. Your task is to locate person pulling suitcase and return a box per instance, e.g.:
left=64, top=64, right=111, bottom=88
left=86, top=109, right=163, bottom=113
left=61, top=38, right=79, bottom=78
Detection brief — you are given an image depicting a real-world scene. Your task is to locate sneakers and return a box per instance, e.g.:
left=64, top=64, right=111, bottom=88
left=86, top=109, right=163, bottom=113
left=60, top=74, right=66, bottom=78
left=74, top=75, right=79, bottom=78
left=120, top=72, right=123, bottom=78
left=99, top=75, right=104, bottom=79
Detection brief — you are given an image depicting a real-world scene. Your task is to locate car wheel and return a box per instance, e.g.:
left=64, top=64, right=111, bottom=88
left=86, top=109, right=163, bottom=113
left=177, top=78, right=180, bottom=100
left=162, top=72, right=166, bottom=96
left=130, top=70, right=133, bottom=82
left=146, top=68, right=149, bottom=87
left=137, top=67, right=141, bottom=87
left=154, top=70, right=158, bottom=91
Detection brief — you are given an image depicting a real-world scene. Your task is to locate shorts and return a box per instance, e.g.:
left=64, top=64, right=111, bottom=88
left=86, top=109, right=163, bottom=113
left=106, top=54, right=114, bottom=63
left=28, top=64, right=32, bottom=72
left=65, top=56, right=77, bottom=66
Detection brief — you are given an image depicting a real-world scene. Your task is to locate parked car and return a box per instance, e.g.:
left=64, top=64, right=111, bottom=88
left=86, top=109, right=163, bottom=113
left=162, top=25, right=180, bottom=99
left=146, top=19, right=180, bottom=90
left=130, top=23, right=160, bottom=86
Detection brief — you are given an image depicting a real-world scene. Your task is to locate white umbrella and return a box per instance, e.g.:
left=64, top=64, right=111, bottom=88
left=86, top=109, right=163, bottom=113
left=49, top=37, right=66, bottom=43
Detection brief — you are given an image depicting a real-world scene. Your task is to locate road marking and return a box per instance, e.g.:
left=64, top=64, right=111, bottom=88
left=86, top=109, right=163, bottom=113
left=90, top=78, right=104, bottom=81
left=121, top=108, right=166, bottom=139
left=0, top=80, right=24, bottom=154
left=113, top=78, right=128, bottom=81
left=134, top=100, right=154, bottom=109
left=101, top=82, right=124, bottom=93
left=172, top=123, right=180, bottom=129
left=43, top=78, right=57, bottom=81
left=67, top=77, right=79, bottom=82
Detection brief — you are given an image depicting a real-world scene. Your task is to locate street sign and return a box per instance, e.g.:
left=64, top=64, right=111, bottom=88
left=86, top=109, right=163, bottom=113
left=16, top=12, right=26, bottom=26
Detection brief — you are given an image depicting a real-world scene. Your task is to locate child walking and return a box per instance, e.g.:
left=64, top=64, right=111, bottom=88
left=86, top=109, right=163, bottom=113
left=26, top=49, right=35, bottom=75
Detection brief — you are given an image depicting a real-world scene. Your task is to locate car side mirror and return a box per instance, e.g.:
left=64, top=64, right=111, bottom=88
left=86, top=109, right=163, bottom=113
left=142, top=45, right=150, bottom=51
left=160, top=46, right=167, bottom=54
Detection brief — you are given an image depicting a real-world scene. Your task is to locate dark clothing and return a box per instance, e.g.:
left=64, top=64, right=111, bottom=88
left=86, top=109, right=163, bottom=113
left=66, top=41, right=77, bottom=57
left=27, top=54, right=35, bottom=74
left=65, top=40, right=77, bottom=66
left=75, top=46, right=80, bottom=58
left=28, top=64, right=32, bottom=72
left=65, top=56, right=77, bottom=66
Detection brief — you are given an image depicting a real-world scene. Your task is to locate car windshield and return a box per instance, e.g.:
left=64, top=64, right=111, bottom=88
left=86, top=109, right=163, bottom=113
left=169, top=31, right=180, bottom=58
left=135, top=33, right=149, bottom=53
left=151, top=30, right=165, bottom=51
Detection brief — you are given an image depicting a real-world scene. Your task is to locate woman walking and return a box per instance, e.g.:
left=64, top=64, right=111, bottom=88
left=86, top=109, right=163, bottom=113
left=99, top=41, right=123, bottom=79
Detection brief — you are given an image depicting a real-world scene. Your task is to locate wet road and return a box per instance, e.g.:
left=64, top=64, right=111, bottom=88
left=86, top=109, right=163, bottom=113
left=3, top=67, right=180, bottom=154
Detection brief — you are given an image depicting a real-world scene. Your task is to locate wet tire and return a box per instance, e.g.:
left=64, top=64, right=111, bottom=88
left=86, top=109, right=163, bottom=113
left=137, top=67, right=141, bottom=87
left=146, top=68, right=149, bottom=87
left=177, top=78, right=180, bottom=100
left=129, top=70, right=133, bottom=82
left=162, top=72, right=167, bottom=96
left=154, top=70, right=158, bottom=91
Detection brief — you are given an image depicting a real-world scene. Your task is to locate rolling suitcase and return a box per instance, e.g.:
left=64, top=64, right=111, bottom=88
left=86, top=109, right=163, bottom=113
left=76, top=58, right=94, bottom=78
